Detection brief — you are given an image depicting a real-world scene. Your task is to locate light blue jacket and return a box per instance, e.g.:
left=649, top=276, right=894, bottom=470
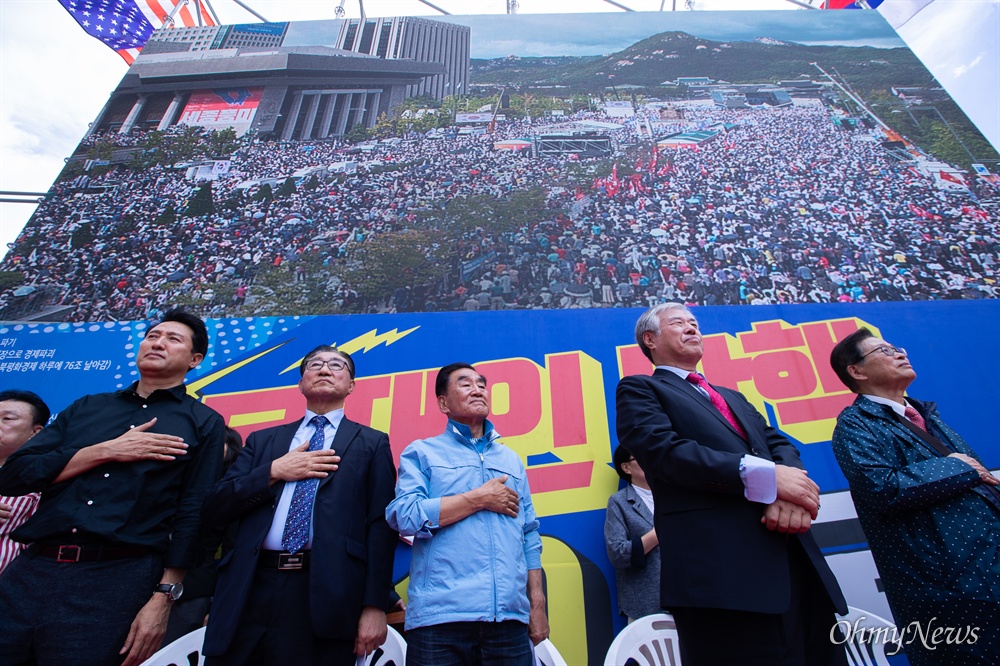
left=386, top=419, right=542, bottom=631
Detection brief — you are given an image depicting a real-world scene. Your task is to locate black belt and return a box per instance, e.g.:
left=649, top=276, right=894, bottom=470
left=258, top=550, right=310, bottom=570
left=31, top=543, right=151, bottom=563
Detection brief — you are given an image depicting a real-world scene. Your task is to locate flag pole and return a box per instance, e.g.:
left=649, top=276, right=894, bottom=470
left=163, top=0, right=187, bottom=29
left=230, top=0, right=270, bottom=22
left=201, top=0, right=222, bottom=25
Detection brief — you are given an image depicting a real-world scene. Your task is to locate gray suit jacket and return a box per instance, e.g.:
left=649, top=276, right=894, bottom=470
left=605, top=484, right=661, bottom=619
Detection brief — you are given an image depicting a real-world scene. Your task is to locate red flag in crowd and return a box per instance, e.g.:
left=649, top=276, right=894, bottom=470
left=962, top=206, right=990, bottom=221
left=606, top=164, right=621, bottom=196
left=939, top=170, right=966, bottom=185
left=909, top=203, right=942, bottom=221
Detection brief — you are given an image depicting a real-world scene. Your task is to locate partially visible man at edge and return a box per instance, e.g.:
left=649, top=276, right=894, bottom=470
left=0, top=309, right=225, bottom=666
left=0, top=389, right=51, bottom=574
left=830, top=327, right=1000, bottom=665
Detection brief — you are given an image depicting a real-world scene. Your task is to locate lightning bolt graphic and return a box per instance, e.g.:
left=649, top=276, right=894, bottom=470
left=186, top=340, right=290, bottom=398
left=277, top=326, right=419, bottom=375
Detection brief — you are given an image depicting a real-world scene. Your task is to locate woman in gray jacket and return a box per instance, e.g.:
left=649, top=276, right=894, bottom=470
left=604, top=444, right=662, bottom=622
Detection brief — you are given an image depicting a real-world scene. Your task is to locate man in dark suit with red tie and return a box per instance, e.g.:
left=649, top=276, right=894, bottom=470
left=616, top=303, right=847, bottom=666
left=202, top=345, right=397, bottom=666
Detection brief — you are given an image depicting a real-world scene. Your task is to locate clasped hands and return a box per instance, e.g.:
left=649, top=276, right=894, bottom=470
left=949, top=453, right=999, bottom=487
left=761, top=465, right=820, bottom=535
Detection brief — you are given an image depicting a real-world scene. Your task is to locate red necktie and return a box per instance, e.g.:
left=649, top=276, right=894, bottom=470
left=904, top=405, right=927, bottom=432
left=686, top=372, right=747, bottom=440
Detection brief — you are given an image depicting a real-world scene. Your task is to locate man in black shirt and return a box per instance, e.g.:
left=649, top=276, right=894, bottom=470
left=0, top=309, right=226, bottom=666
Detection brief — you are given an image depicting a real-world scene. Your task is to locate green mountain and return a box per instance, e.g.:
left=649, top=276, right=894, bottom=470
left=470, top=31, right=935, bottom=93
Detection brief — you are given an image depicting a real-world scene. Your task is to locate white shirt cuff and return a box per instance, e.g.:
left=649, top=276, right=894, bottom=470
left=740, top=455, right=777, bottom=504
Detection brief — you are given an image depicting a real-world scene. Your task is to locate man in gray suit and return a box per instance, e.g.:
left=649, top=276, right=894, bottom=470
left=604, top=444, right=661, bottom=622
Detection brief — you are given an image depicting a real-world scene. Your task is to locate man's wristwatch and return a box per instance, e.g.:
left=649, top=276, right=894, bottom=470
left=154, top=582, right=184, bottom=602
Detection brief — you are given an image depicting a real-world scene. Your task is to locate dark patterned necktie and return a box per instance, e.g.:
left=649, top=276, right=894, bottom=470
left=281, top=415, right=329, bottom=553
left=904, top=405, right=927, bottom=432
left=686, top=372, right=748, bottom=440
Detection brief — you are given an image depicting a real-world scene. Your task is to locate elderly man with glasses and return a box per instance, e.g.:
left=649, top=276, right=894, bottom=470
left=830, top=328, right=1000, bottom=666
left=202, top=345, right=397, bottom=666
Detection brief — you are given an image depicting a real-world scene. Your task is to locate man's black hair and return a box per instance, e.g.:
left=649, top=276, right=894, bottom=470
left=435, top=362, right=483, bottom=397
left=0, top=389, right=51, bottom=427
left=829, top=327, right=876, bottom=393
left=153, top=308, right=209, bottom=357
left=223, top=427, right=243, bottom=470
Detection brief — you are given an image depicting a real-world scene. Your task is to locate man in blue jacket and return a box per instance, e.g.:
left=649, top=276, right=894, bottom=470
left=830, top=327, right=999, bottom=666
left=386, top=362, right=548, bottom=666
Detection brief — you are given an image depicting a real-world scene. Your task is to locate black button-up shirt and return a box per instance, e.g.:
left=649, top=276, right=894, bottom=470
left=0, top=382, right=225, bottom=569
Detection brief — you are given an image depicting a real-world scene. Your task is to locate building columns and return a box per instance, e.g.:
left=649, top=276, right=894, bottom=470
left=157, top=93, right=187, bottom=131
left=281, top=91, right=305, bottom=140
left=300, top=93, right=322, bottom=140
left=119, top=95, right=147, bottom=134
left=318, top=94, right=338, bottom=139
left=335, top=93, right=354, bottom=136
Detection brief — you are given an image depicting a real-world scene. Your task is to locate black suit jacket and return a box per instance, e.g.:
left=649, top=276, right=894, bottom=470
left=201, top=417, right=397, bottom=655
left=616, top=369, right=846, bottom=615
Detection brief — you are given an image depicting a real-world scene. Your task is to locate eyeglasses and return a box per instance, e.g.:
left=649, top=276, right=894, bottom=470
left=860, top=345, right=906, bottom=360
left=305, top=358, right=349, bottom=373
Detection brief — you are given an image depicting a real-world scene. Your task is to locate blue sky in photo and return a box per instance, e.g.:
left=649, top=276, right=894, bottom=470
left=285, top=9, right=905, bottom=58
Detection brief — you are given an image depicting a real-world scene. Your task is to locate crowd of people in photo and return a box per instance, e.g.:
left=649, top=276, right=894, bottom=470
left=2, top=100, right=998, bottom=321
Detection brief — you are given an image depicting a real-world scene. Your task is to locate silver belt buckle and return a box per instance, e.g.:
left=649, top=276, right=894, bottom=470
left=56, top=545, right=82, bottom=563
left=277, top=552, right=304, bottom=570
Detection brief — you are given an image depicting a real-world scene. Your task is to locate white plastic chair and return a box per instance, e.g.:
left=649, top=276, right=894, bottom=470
left=533, top=638, right=568, bottom=666
left=603, top=613, right=682, bottom=666
left=138, top=626, right=206, bottom=666
left=838, top=606, right=898, bottom=666
left=365, top=625, right=407, bottom=666
left=138, top=624, right=406, bottom=666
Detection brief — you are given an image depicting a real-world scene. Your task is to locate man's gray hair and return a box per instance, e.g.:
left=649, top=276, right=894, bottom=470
left=634, top=303, right=694, bottom=362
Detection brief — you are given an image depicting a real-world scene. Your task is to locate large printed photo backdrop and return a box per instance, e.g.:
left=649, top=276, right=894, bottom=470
left=2, top=301, right=997, bottom=664
left=1, top=10, right=997, bottom=323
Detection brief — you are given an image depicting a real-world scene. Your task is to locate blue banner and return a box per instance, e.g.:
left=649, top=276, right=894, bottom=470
left=2, top=301, right=995, bottom=664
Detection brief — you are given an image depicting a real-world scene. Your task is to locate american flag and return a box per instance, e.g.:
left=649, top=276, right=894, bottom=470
left=58, top=0, right=216, bottom=65
left=824, top=0, right=885, bottom=7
